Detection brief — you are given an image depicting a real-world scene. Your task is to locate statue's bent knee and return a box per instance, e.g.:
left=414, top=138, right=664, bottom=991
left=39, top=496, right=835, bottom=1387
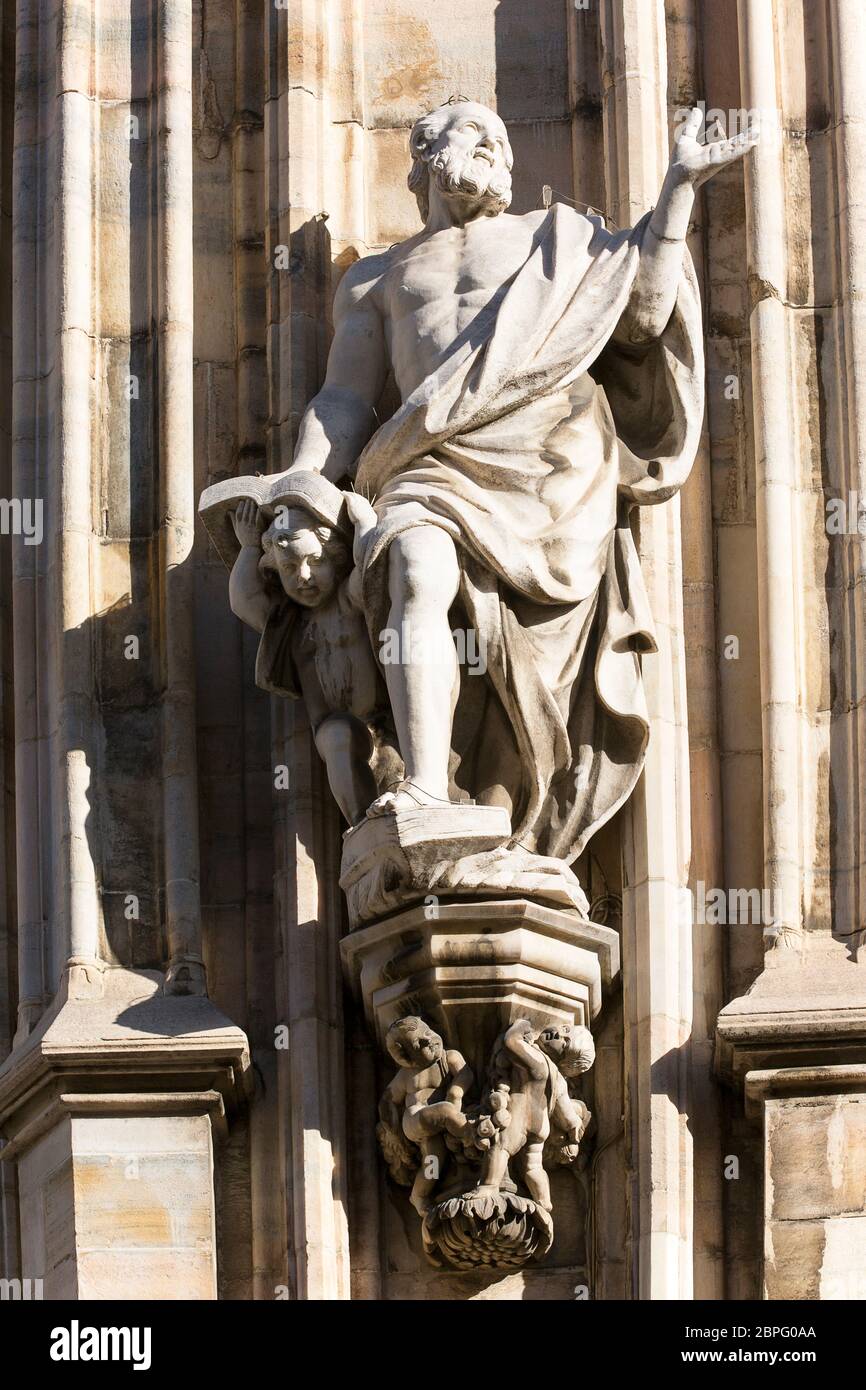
left=314, top=712, right=372, bottom=759
left=388, top=525, right=459, bottom=606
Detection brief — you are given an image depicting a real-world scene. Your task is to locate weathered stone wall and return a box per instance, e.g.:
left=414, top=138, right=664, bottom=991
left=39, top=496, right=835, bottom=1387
left=0, top=0, right=864, bottom=1302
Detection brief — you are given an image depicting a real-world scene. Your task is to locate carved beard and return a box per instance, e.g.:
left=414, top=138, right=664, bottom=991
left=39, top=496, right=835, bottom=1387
left=428, top=146, right=512, bottom=216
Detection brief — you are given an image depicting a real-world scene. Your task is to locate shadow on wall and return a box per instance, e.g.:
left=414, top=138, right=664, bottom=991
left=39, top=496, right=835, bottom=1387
left=494, top=0, right=592, bottom=216
left=79, top=11, right=278, bottom=1020
left=82, top=11, right=166, bottom=980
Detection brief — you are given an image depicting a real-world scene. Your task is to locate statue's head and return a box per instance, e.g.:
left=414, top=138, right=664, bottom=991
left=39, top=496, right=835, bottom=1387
left=259, top=506, right=351, bottom=609
left=536, top=1022, right=596, bottom=1079
left=408, top=98, right=513, bottom=223
left=385, top=1016, right=445, bottom=1070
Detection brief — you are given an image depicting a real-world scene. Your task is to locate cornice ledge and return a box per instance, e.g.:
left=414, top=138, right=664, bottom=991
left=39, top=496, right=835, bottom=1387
left=0, top=968, right=252, bottom=1149
left=715, top=950, right=866, bottom=1092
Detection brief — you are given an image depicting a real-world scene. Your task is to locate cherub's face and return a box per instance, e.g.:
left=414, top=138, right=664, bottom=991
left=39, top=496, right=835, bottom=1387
left=271, top=527, right=339, bottom=608
left=537, top=1024, right=569, bottom=1061
left=385, top=1017, right=446, bottom=1069
left=410, top=1029, right=444, bottom=1067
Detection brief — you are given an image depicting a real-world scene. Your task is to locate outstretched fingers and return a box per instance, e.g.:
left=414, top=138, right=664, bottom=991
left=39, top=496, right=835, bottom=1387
left=711, top=126, right=760, bottom=163
left=682, top=105, right=703, bottom=140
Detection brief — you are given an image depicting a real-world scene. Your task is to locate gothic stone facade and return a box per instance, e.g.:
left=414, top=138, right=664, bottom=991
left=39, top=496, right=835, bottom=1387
left=0, top=0, right=865, bottom=1301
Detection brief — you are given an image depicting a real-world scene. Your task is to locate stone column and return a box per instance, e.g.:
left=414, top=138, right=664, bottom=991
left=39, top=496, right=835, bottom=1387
left=0, top=0, right=251, bottom=1299
left=157, top=0, right=206, bottom=995
left=737, top=0, right=805, bottom=951
left=830, top=0, right=866, bottom=947
left=264, top=0, right=352, bottom=1300
left=600, top=0, right=695, bottom=1300
left=715, top=0, right=866, bottom=1301
left=664, top=0, right=727, bottom=1303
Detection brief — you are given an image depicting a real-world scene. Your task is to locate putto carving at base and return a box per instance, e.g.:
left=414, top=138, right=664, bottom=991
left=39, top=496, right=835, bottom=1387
left=376, top=1014, right=594, bottom=1271
left=342, top=897, right=618, bottom=1272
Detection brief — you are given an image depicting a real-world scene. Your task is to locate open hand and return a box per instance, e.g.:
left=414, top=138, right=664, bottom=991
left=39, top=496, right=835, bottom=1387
left=669, top=106, right=758, bottom=189
left=231, top=498, right=264, bottom=549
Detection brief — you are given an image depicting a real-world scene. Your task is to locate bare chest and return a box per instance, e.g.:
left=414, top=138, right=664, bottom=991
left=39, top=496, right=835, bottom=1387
left=294, top=595, right=380, bottom=720
left=382, top=218, right=542, bottom=390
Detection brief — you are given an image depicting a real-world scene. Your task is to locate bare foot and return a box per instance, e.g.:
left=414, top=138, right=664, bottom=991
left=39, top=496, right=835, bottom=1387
left=365, top=779, right=454, bottom=818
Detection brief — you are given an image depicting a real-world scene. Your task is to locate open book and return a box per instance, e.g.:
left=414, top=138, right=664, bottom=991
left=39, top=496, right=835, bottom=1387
left=199, top=471, right=355, bottom=569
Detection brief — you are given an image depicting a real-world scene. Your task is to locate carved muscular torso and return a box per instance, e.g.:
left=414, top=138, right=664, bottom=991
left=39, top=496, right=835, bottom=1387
left=364, top=209, right=550, bottom=400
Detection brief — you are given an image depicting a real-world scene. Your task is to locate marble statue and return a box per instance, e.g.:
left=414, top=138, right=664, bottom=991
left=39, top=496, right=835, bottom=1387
left=199, top=93, right=756, bottom=1273
left=225, top=473, right=402, bottom=825
left=475, top=1019, right=595, bottom=1204
left=201, top=98, right=754, bottom=905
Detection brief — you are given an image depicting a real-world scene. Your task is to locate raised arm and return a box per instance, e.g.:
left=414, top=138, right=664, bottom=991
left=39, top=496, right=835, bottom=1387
left=228, top=500, right=270, bottom=634
left=289, top=259, right=389, bottom=483
left=444, top=1050, right=473, bottom=1108
left=615, top=107, right=757, bottom=346
left=502, top=1020, right=548, bottom=1082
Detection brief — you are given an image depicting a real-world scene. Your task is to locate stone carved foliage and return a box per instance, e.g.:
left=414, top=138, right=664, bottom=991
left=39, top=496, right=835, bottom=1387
left=377, top=1015, right=595, bottom=1270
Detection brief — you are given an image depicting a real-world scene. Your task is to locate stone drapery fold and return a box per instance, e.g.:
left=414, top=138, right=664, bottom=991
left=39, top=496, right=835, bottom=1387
left=354, top=203, right=704, bottom=860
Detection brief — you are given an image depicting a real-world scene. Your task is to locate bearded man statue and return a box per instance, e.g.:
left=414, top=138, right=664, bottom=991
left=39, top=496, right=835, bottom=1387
left=202, top=97, right=755, bottom=885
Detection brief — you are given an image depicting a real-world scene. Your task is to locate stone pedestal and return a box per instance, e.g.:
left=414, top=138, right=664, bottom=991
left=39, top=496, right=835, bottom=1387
left=716, top=945, right=866, bottom=1300
left=0, top=969, right=250, bottom=1300
left=341, top=896, right=619, bottom=1079
left=343, top=895, right=619, bottom=1271
left=339, top=808, right=589, bottom=930
left=16, top=1103, right=222, bottom=1300
left=747, top=1071, right=866, bottom=1300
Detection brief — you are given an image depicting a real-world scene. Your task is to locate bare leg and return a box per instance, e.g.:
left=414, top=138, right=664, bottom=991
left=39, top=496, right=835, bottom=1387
left=410, top=1135, right=448, bottom=1214
left=314, top=715, right=378, bottom=825
left=403, top=1099, right=465, bottom=1147
left=477, top=1143, right=513, bottom=1194
left=368, top=526, right=460, bottom=814
left=516, top=1140, right=552, bottom=1210
left=410, top=1100, right=467, bottom=1140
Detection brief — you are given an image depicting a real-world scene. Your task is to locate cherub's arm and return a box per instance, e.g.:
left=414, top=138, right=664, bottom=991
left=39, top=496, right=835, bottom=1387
left=229, top=500, right=270, bottom=634
left=502, top=1019, right=548, bottom=1082
left=343, top=492, right=379, bottom=611
left=376, top=1070, right=418, bottom=1186
left=381, top=1068, right=409, bottom=1111
left=444, top=1050, right=473, bottom=1109
left=377, top=1070, right=408, bottom=1135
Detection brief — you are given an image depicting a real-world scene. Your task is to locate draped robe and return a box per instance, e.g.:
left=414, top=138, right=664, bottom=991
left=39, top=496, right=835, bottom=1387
left=353, top=202, right=704, bottom=863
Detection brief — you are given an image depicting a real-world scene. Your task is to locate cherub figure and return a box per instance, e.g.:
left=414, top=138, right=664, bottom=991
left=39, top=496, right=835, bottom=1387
left=376, top=1017, right=473, bottom=1215
left=535, top=1021, right=594, bottom=1165
left=472, top=1018, right=594, bottom=1210
left=228, top=473, right=400, bottom=825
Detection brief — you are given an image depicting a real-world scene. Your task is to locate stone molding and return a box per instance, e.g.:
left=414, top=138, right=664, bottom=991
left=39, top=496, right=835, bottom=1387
left=0, top=968, right=252, bottom=1159
left=715, top=951, right=866, bottom=1094
left=343, top=898, right=618, bottom=1270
